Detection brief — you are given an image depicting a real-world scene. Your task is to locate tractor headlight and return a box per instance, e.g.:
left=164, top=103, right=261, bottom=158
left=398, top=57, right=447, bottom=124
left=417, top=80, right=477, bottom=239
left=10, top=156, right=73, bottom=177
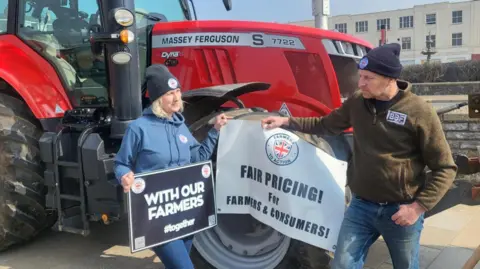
left=112, top=52, right=132, bottom=65
left=114, top=9, right=134, bottom=27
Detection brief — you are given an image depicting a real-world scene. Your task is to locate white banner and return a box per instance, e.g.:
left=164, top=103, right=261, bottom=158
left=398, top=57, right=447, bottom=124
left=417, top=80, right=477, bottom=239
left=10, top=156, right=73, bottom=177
left=215, top=120, right=348, bottom=252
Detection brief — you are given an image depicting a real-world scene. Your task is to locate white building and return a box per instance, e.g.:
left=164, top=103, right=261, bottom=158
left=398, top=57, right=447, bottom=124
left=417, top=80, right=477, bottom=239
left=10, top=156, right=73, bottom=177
left=289, top=0, right=480, bottom=65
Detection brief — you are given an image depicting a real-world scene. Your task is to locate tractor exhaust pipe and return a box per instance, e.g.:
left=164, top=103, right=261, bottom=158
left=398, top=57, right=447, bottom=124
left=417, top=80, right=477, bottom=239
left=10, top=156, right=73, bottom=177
left=98, top=1, right=142, bottom=139
left=312, top=0, right=329, bottom=29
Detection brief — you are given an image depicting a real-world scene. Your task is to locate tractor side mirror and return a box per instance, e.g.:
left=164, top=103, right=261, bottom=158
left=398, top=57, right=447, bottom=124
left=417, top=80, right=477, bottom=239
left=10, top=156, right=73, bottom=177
left=468, top=93, right=480, bottom=118
left=223, top=0, right=232, bottom=11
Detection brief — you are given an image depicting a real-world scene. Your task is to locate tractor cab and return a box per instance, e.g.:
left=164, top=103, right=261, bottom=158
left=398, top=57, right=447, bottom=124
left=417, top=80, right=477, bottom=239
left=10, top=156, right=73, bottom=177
left=13, top=0, right=189, bottom=109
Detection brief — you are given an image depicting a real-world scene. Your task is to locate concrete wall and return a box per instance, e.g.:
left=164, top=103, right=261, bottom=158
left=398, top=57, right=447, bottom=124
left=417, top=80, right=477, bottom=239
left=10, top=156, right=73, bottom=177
left=412, top=81, right=480, bottom=95
left=442, top=119, right=480, bottom=183
left=411, top=82, right=480, bottom=182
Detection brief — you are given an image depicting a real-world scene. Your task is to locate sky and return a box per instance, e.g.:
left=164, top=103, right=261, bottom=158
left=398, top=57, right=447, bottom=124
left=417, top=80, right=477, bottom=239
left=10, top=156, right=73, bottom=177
left=192, top=0, right=466, bottom=23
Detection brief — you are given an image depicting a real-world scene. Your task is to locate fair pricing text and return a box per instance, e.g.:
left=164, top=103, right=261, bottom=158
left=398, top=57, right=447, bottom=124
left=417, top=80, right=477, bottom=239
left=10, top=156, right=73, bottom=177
left=225, top=165, right=331, bottom=239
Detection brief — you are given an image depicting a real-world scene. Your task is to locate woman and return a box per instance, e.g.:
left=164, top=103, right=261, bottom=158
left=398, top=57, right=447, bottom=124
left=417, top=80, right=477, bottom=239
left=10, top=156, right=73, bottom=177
left=114, top=64, right=228, bottom=268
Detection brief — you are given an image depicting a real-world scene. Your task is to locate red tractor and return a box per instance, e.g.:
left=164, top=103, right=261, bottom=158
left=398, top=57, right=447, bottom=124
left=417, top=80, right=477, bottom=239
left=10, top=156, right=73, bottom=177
left=0, top=0, right=373, bottom=268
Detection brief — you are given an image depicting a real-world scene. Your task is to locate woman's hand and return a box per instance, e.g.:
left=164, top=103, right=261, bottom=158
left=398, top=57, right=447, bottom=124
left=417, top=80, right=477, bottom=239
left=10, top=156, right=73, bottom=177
left=121, top=171, right=135, bottom=193
left=213, top=113, right=230, bottom=131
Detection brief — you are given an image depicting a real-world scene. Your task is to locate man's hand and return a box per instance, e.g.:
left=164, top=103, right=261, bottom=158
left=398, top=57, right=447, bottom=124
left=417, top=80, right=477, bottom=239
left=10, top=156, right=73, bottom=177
left=121, top=171, right=135, bottom=193
left=261, top=116, right=289, bottom=130
left=391, top=201, right=426, bottom=226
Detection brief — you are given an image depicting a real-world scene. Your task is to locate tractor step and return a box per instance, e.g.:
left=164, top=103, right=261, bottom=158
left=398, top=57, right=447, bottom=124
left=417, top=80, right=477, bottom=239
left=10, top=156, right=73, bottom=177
left=40, top=125, right=100, bottom=236
left=57, top=225, right=90, bottom=236
left=57, top=161, right=79, bottom=167
left=60, top=194, right=82, bottom=202
left=39, top=116, right=122, bottom=237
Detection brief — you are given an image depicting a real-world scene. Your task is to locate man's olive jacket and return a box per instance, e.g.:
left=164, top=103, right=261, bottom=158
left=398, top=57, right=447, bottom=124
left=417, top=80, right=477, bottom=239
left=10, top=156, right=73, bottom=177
left=286, top=80, right=458, bottom=211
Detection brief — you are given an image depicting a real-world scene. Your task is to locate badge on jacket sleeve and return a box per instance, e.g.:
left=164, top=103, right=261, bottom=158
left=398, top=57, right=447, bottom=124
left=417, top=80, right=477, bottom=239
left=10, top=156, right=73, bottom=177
left=179, top=134, right=188, bottom=143
left=132, top=178, right=146, bottom=194
left=386, top=110, right=407, bottom=125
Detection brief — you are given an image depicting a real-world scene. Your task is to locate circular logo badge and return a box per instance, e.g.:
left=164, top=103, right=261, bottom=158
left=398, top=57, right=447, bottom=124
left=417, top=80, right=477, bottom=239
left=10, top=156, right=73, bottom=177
left=359, top=57, right=368, bottom=69
left=179, top=134, right=188, bottom=144
left=201, top=164, right=211, bottom=178
left=168, top=78, right=178, bottom=89
left=265, top=133, right=299, bottom=166
left=131, top=178, right=146, bottom=194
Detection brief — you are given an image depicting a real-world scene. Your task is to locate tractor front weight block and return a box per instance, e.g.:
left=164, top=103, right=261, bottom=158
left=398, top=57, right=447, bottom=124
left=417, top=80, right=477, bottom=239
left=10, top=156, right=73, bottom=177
left=39, top=125, right=124, bottom=235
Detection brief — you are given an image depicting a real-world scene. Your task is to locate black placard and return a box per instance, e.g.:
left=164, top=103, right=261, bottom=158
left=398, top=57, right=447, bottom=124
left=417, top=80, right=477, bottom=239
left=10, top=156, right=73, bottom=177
left=127, top=161, right=217, bottom=253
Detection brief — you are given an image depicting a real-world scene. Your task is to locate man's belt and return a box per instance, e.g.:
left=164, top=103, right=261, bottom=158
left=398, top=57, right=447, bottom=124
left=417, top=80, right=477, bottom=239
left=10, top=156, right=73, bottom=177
left=355, top=196, right=414, bottom=206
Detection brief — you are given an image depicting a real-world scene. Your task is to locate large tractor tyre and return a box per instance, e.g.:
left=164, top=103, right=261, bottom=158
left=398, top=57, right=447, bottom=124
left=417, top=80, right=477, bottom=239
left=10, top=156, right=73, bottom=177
left=188, top=108, right=351, bottom=269
left=0, top=93, right=51, bottom=251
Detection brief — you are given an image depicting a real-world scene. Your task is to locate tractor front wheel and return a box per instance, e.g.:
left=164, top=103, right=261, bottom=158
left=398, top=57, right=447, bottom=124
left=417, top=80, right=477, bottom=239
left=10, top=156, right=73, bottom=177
left=188, top=108, right=351, bottom=269
left=0, top=93, right=51, bottom=251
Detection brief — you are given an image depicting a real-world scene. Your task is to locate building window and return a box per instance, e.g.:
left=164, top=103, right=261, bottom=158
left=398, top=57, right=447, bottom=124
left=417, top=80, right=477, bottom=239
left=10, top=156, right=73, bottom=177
left=377, top=18, right=390, bottom=30
left=355, top=21, right=368, bottom=33
left=426, top=34, right=436, bottom=48
left=335, top=23, right=347, bottom=33
left=426, top=13, right=436, bottom=24
left=401, top=37, right=411, bottom=50
left=399, top=16, right=414, bottom=29
left=452, top=10, right=462, bottom=24
left=452, top=33, right=462, bottom=46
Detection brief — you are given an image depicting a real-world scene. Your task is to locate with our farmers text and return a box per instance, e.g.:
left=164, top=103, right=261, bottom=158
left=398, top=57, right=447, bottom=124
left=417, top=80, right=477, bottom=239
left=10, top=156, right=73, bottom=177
left=145, top=181, right=205, bottom=220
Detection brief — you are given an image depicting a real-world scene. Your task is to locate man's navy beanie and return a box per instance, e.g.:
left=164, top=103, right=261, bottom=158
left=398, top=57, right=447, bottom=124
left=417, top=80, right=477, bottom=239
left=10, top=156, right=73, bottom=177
left=358, top=43, right=403, bottom=79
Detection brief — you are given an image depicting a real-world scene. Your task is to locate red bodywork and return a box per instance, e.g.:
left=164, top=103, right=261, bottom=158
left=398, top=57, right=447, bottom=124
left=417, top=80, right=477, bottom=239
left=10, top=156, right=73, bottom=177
left=0, top=35, right=72, bottom=119
left=0, top=20, right=372, bottom=121
left=151, top=20, right=373, bottom=117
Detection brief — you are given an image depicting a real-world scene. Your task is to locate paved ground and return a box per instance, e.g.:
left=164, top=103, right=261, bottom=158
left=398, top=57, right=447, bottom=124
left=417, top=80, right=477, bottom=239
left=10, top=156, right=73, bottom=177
left=0, top=180, right=478, bottom=269
left=364, top=180, right=480, bottom=269
left=0, top=220, right=163, bottom=269
left=364, top=204, right=480, bottom=269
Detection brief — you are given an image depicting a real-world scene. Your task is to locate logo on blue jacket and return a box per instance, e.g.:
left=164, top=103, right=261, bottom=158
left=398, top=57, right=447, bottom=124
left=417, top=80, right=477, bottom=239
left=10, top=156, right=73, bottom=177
left=179, top=134, right=188, bottom=143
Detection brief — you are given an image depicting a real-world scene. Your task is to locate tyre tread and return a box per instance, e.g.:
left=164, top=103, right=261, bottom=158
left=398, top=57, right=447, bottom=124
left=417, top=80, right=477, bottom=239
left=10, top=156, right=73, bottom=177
left=0, top=93, right=48, bottom=251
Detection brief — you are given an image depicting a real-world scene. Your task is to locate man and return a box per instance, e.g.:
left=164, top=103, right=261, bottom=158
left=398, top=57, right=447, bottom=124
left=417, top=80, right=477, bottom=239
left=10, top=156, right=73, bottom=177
left=261, top=43, right=457, bottom=269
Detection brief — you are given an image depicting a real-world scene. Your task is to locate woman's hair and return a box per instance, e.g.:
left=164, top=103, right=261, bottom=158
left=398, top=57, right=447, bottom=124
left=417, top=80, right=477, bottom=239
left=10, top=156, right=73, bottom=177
left=151, top=95, right=185, bottom=118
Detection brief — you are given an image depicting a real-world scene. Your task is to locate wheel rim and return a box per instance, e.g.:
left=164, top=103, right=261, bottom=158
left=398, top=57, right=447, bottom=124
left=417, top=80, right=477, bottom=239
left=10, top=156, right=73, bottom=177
left=193, top=213, right=291, bottom=269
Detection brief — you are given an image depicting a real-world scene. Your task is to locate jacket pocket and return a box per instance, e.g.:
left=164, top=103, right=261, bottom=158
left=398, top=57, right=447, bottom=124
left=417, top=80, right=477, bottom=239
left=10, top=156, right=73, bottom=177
left=400, top=161, right=413, bottom=200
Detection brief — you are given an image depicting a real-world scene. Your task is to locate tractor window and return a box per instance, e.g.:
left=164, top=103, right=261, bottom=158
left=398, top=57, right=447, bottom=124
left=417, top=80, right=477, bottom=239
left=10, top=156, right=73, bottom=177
left=284, top=51, right=335, bottom=109
left=0, top=0, right=7, bottom=33
left=135, top=0, right=187, bottom=25
left=134, top=0, right=188, bottom=82
left=329, top=55, right=360, bottom=99
left=17, top=0, right=108, bottom=107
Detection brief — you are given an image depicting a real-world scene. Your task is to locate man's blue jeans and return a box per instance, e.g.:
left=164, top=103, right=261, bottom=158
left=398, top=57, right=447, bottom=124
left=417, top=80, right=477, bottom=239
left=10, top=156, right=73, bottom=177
left=331, top=195, right=425, bottom=269
left=152, top=235, right=194, bottom=269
